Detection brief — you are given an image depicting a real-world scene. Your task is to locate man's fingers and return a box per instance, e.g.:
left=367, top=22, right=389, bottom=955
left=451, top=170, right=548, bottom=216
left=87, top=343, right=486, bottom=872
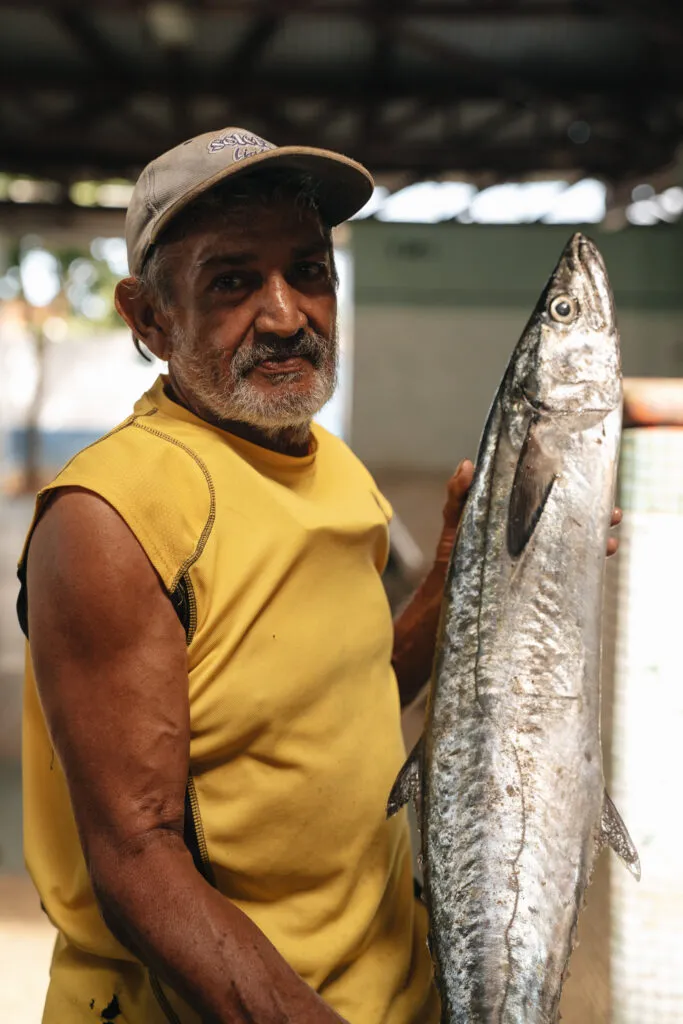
left=447, top=459, right=474, bottom=500
left=606, top=506, right=622, bottom=556
left=443, top=459, right=474, bottom=527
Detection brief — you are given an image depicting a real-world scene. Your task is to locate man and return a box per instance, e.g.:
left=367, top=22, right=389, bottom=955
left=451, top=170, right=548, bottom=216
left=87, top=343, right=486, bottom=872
left=17, top=128, right=619, bottom=1023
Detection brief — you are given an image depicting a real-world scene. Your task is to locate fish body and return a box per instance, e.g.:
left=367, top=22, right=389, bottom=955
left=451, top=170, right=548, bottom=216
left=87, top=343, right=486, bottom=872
left=389, top=233, right=639, bottom=1023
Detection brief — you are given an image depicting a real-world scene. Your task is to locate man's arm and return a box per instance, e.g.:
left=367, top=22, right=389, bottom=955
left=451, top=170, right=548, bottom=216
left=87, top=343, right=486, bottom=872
left=27, top=489, right=346, bottom=1024
left=391, top=461, right=474, bottom=709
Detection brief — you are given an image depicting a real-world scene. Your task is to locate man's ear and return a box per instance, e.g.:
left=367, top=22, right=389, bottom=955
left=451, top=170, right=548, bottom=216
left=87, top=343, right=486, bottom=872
left=115, top=277, right=172, bottom=362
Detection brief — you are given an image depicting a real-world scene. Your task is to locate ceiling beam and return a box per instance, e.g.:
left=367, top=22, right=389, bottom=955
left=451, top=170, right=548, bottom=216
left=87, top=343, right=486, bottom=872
left=217, top=12, right=281, bottom=83
left=0, top=199, right=126, bottom=240
left=595, top=0, right=683, bottom=47
left=458, top=101, right=533, bottom=144
left=1, top=129, right=678, bottom=181
left=0, top=67, right=681, bottom=101
left=56, top=7, right=125, bottom=71
left=359, top=1, right=395, bottom=145
left=0, top=1, right=617, bottom=16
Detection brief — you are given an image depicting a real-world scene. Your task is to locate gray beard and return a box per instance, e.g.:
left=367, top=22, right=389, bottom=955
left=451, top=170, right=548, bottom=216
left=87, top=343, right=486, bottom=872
left=169, top=325, right=339, bottom=440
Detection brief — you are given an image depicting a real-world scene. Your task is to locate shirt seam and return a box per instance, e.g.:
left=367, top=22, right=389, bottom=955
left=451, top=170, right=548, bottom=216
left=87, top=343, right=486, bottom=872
left=131, top=419, right=217, bottom=592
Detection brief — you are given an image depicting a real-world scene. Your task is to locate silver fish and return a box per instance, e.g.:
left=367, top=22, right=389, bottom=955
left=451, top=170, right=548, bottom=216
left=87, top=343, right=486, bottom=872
left=388, top=232, right=640, bottom=1024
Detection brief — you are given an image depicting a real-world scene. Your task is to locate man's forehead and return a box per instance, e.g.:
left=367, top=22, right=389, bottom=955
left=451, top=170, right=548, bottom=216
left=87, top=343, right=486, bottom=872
left=175, top=200, right=327, bottom=261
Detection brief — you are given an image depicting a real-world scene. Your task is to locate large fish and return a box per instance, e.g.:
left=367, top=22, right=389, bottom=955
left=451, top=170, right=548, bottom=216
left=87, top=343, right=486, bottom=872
left=388, top=232, right=640, bottom=1023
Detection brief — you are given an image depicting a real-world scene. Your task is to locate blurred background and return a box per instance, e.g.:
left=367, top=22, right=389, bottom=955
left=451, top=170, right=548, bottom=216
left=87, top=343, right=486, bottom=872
left=1, top=0, right=682, bottom=1019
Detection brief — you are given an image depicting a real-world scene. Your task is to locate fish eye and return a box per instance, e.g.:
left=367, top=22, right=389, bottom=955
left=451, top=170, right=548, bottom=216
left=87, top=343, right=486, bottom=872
left=549, top=294, right=578, bottom=323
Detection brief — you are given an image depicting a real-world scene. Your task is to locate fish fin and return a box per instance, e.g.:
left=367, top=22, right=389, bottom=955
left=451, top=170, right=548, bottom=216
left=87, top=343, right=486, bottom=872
left=387, top=736, right=422, bottom=819
left=507, top=417, right=559, bottom=558
left=600, top=790, right=641, bottom=881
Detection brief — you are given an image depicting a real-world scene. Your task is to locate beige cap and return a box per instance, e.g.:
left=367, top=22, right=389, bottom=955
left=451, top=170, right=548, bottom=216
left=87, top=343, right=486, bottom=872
left=125, top=126, right=375, bottom=276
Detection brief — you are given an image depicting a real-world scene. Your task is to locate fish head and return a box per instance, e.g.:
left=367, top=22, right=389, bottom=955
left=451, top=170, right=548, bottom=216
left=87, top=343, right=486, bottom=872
left=508, top=232, right=622, bottom=421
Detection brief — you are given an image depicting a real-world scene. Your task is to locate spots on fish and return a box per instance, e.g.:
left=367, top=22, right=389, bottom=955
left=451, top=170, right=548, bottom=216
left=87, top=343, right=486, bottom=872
left=584, top=751, right=592, bottom=762
left=456, top=919, right=480, bottom=941
left=459, top=855, right=480, bottom=877
left=498, top=740, right=527, bottom=1023
left=475, top=554, right=586, bottom=707
left=518, top=719, right=544, bottom=735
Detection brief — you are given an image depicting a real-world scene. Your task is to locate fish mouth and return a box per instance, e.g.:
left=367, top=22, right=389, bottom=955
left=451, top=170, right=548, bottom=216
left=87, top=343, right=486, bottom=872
left=522, top=388, right=551, bottom=413
left=559, top=231, right=615, bottom=331
left=568, top=231, right=602, bottom=269
left=521, top=384, right=613, bottom=418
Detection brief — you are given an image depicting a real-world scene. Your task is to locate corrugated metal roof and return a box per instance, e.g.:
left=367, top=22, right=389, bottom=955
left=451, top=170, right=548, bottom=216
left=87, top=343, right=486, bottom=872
left=0, top=0, right=680, bottom=187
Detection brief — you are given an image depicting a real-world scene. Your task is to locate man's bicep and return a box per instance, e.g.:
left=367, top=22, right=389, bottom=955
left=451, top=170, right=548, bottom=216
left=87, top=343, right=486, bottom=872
left=26, top=488, right=191, bottom=862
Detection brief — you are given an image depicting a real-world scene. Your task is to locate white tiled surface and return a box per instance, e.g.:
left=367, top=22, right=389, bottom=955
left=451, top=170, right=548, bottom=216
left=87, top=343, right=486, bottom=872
left=611, top=429, right=683, bottom=1024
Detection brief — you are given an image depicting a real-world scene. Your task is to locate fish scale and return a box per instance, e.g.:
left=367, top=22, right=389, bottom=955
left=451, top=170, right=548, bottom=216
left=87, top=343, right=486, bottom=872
left=388, top=233, right=640, bottom=1023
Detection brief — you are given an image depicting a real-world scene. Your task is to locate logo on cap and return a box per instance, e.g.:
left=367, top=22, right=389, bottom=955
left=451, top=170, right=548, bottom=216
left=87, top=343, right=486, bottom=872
left=208, top=130, right=275, bottom=162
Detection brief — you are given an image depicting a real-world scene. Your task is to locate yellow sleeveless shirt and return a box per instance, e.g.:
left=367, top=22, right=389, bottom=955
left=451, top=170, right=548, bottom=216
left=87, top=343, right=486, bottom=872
left=19, top=376, right=438, bottom=1024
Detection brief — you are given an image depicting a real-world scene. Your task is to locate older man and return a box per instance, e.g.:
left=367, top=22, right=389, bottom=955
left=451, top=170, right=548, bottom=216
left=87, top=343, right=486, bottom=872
left=18, top=128, right=475, bottom=1024
left=19, top=127, right=623, bottom=1023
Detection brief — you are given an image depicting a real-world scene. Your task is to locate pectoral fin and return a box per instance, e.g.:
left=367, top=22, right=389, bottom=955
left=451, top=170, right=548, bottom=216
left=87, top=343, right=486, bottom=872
left=507, top=417, right=560, bottom=558
left=600, top=790, right=641, bottom=881
left=387, top=736, right=423, bottom=819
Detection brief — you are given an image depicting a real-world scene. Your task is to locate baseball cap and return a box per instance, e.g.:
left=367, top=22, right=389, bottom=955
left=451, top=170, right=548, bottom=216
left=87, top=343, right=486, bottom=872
left=125, top=126, right=375, bottom=276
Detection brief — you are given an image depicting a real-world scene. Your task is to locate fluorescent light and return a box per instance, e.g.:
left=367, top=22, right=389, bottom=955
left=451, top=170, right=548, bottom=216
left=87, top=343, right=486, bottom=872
left=376, top=181, right=475, bottom=223
left=542, top=179, right=606, bottom=224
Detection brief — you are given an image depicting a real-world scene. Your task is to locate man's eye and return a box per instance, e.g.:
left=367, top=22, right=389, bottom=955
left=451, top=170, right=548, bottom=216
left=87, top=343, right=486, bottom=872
left=211, top=274, right=246, bottom=292
left=296, top=261, right=328, bottom=279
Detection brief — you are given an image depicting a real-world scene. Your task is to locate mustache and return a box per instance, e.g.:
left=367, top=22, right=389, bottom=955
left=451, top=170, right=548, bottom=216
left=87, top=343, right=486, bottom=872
left=231, top=329, right=333, bottom=378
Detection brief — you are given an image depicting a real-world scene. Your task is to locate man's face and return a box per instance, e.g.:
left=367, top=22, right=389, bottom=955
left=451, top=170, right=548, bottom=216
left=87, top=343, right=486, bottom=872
left=160, top=200, right=338, bottom=432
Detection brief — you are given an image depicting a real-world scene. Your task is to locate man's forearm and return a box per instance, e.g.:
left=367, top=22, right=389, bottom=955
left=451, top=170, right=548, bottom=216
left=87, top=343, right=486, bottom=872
left=91, top=830, right=344, bottom=1024
left=391, top=460, right=474, bottom=710
left=391, top=563, right=447, bottom=709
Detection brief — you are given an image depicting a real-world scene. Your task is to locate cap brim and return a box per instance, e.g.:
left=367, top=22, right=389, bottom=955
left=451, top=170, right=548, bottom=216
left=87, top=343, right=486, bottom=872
left=151, top=145, right=374, bottom=247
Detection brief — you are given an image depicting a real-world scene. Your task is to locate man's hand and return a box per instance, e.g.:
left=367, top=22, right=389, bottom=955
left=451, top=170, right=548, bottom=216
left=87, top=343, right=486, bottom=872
left=434, top=459, right=475, bottom=569
left=607, top=507, right=622, bottom=557
left=434, top=459, right=622, bottom=569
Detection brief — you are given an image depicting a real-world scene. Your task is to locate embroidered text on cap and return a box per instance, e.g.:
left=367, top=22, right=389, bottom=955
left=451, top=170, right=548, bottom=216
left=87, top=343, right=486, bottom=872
left=208, top=131, right=275, bottom=162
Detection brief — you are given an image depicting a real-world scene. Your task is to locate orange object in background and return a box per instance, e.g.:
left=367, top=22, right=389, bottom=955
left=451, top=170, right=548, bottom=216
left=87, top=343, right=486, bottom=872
left=623, top=377, right=683, bottom=429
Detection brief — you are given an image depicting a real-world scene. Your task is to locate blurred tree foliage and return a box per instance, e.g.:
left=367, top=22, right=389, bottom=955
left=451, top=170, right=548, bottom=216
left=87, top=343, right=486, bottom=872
left=0, top=236, right=125, bottom=329
left=0, top=235, right=129, bottom=491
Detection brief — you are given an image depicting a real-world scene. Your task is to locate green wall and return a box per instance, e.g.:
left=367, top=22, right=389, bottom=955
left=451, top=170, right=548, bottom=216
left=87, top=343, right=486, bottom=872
left=352, top=222, right=683, bottom=311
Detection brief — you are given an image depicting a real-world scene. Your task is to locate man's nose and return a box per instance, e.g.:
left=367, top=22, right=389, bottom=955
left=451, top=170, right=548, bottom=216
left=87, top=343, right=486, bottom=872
left=254, top=273, right=307, bottom=337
